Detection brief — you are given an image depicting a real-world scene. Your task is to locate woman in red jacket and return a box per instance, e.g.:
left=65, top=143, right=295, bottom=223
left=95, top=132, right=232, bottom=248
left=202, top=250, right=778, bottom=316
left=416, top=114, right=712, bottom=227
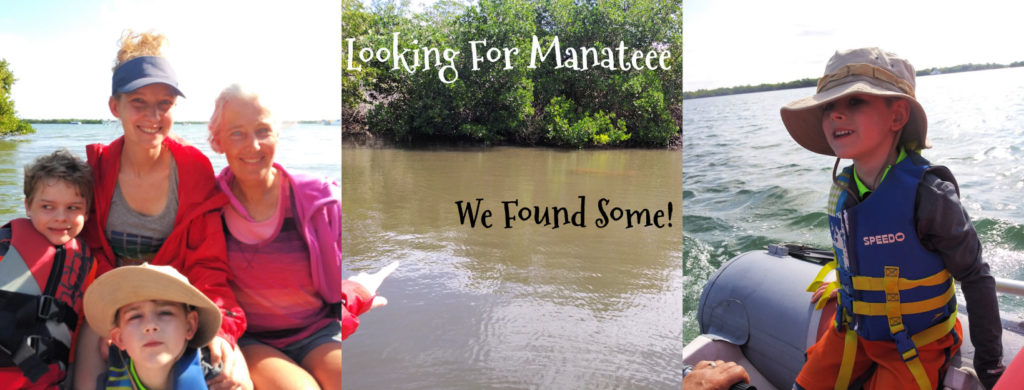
left=73, top=30, right=251, bottom=390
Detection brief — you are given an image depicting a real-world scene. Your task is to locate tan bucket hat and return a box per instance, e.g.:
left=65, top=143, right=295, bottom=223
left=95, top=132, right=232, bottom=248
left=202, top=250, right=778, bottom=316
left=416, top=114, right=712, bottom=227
left=780, top=47, right=928, bottom=156
left=84, top=263, right=222, bottom=349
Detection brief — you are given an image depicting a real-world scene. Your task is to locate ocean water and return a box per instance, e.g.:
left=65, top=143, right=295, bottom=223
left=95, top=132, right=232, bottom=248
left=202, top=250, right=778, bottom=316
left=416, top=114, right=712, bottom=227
left=683, top=67, right=1024, bottom=342
left=0, top=122, right=340, bottom=223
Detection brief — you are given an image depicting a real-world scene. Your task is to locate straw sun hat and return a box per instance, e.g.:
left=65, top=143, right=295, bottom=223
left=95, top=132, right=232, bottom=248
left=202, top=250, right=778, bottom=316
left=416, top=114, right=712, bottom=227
left=780, top=47, right=929, bottom=156
left=84, top=263, right=221, bottom=349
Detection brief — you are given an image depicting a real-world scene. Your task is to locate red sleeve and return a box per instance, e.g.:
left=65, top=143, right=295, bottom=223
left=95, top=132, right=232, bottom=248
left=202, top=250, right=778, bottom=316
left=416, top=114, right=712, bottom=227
left=84, top=141, right=118, bottom=277
left=161, top=140, right=246, bottom=344
left=341, top=306, right=360, bottom=341
left=180, top=197, right=246, bottom=345
left=341, top=280, right=374, bottom=340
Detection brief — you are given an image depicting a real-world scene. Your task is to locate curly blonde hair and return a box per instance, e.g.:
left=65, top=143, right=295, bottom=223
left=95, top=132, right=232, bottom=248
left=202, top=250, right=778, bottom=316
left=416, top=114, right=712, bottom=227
left=112, top=30, right=167, bottom=71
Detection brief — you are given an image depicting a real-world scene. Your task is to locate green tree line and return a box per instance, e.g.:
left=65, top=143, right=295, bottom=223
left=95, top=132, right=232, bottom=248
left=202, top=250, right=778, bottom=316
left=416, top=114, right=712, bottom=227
left=0, top=59, right=35, bottom=136
left=684, top=61, right=1024, bottom=100
left=26, top=119, right=104, bottom=124
left=343, top=0, right=681, bottom=148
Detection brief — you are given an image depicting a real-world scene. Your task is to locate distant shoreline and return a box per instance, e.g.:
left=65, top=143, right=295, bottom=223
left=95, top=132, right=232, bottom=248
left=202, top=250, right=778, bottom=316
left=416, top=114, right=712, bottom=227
left=683, top=61, right=1024, bottom=100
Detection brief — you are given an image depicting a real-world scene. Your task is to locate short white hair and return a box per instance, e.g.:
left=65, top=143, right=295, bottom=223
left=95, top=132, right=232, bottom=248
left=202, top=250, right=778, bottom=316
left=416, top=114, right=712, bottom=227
left=207, top=83, right=275, bottom=154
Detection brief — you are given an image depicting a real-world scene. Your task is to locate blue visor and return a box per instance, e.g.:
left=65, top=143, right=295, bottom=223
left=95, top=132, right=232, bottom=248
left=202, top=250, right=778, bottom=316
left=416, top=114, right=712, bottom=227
left=111, top=56, right=185, bottom=97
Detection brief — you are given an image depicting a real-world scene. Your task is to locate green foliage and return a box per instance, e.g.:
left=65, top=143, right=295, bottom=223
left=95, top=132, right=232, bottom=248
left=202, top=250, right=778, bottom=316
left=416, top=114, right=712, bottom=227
left=544, top=96, right=628, bottom=147
left=342, top=0, right=373, bottom=116
left=0, top=59, right=35, bottom=136
left=683, top=78, right=817, bottom=100
left=530, top=0, right=679, bottom=146
left=915, top=63, right=1008, bottom=76
left=25, top=119, right=103, bottom=124
left=346, top=0, right=680, bottom=147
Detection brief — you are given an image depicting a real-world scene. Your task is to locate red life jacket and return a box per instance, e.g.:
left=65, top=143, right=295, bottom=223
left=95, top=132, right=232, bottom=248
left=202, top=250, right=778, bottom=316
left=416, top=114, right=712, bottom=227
left=0, top=218, right=94, bottom=384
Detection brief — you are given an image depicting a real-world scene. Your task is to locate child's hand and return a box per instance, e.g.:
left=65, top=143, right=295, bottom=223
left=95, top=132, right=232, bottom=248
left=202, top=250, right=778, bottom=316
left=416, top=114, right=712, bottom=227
left=348, top=261, right=399, bottom=309
left=810, top=282, right=838, bottom=304
left=205, top=336, right=253, bottom=390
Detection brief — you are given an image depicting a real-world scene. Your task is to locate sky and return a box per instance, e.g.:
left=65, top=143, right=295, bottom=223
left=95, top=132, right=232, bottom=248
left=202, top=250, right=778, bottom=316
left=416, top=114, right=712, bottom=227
left=0, top=0, right=340, bottom=121
left=683, top=0, right=1024, bottom=92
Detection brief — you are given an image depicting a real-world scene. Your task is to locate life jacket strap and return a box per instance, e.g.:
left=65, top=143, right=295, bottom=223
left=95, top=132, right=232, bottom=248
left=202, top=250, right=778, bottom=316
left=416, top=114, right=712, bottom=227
left=1, top=290, right=78, bottom=335
left=851, top=269, right=951, bottom=291
left=851, top=282, right=955, bottom=316
left=807, top=258, right=838, bottom=293
left=833, top=288, right=855, bottom=329
left=830, top=265, right=957, bottom=390
left=834, top=326, right=859, bottom=390
left=35, top=295, right=78, bottom=330
left=0, top=334, right=69, bottom=382
left=893, top=330, right=933, bottom=390
left=0, top=290, right=77, bottom=381
left=884, top=266, right=906, bottom=335
left=882, top=266, right=958, bottom=390
left=808, top=259, right=841, bottom=311
left=911, top=312, right=958, bottom=351
left=814, top=282, right=841, bottom=311
left=832, top=321, right=954, bottom=390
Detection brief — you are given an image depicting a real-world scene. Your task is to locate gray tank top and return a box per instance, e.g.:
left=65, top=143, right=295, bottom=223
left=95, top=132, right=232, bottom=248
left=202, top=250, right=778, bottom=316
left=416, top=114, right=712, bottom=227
left=106, top=157, right=179, bottom=266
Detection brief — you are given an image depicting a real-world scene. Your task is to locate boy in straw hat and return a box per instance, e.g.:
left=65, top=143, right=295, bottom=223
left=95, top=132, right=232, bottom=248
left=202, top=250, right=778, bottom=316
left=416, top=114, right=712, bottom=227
left=781, top=47, right=1004, bottom=389
left=84, top=264, right=222, bottom=389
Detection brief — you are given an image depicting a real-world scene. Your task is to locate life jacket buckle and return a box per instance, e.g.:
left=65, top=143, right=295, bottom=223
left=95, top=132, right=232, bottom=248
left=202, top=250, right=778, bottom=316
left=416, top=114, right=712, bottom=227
left=893, top=331, right=919, bottom=362
left=13, top=335, right=43, bottom=366
left=10, top=335, right=51, bottom=382
left=25, top=335, right=42, bottom=355
left=37, top=295, right=58, bottom=321
left=838, top=289, right=855, bottom=316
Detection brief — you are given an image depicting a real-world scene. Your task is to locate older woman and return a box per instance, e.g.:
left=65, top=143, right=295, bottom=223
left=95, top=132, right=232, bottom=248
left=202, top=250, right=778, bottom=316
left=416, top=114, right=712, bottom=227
left=75, top=31, right=250, bottom=390
left=207, top=85, right=343, bottom=389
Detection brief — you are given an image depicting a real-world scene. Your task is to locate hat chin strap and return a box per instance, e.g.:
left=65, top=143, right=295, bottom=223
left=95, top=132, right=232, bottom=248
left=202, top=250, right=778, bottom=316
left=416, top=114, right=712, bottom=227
left=831, top=128, right=904, bottom=204
left=832, top=157, right=860, bottom=204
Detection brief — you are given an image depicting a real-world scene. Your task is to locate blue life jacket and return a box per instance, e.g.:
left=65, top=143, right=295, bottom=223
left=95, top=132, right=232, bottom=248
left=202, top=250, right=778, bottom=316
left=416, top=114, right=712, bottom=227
left=828, top=156, right=957, bottom=347
left=100, top=346, right=209, bottom=389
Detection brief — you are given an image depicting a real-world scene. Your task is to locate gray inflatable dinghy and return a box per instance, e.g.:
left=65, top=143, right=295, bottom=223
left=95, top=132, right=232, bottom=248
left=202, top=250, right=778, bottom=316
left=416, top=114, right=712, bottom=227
left=683, top=244, right=1024, bottom=390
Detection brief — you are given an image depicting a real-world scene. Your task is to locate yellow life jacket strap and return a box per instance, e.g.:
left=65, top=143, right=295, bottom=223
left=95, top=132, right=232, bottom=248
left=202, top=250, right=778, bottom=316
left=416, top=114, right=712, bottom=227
left=808, top=259, right=840, bottom=311
left=833, top=265, right=958, bottom=390
left=814, top=282, right=841, bottom=311
left=851, top=269, right=951, bottom=291
left=897, top=312, right=958, bottom=390
left=885, top=266, right=958, bottom=390
left=834, top=326, right=859, bottom=390
left=910, top=311, right=958, bottom=350
left=832, top=315, right=956, bottom=390
left=851, top=282, right=955, bottom=316
left=807, top=259, right=838, bottom=293
left=884, top=266, right=906, bottom=334
left=904, top=354, right=933, bottom=390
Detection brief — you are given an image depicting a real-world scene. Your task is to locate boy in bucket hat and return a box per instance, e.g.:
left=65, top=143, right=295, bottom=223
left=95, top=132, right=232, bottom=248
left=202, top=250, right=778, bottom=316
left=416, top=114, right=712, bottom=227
left=84, top=264, right=222, bottom=389
left=782, top=48, right=1004, bottom=389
